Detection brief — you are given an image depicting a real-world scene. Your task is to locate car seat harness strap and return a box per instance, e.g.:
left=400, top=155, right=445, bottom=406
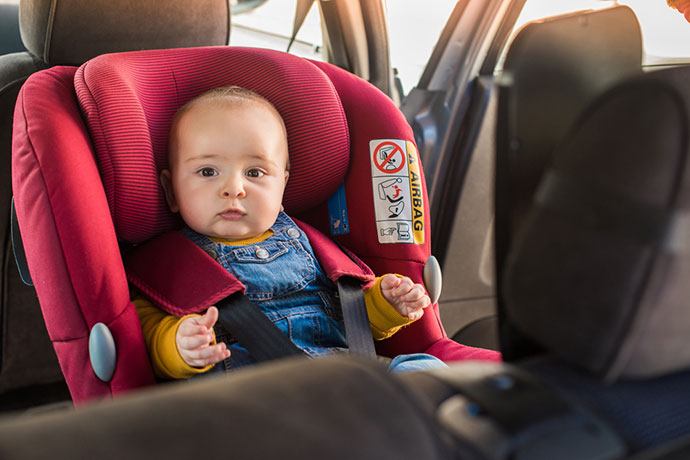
left=216, top=292, right=306, bottom=362
left=215, top=277, right=377, bottom=362
left=125, top=224, right=379, bottom=362
left=337, top=277, right=377, bottom=358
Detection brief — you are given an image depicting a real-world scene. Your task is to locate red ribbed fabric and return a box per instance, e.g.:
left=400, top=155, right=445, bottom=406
left=13, top=67, right=156, bottom=403
left=12, top=49, right=499, bottom=405
left=75, top=46, right=350, bottom=243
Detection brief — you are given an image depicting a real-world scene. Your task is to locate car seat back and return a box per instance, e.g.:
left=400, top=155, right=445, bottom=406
left=505, top=64, right=690, bottom=381
left=495, top=6, right=643, bottom=359
left=1, top=0, right=230, bottom=403
left=503, top=63, right=690, bottom=453
left=13, top=46, right=495, bottom=403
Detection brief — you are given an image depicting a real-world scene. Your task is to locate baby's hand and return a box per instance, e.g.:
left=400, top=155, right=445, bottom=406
left=176, top=306, right=231, bottom=368
left=380, top=274, right=431, bottom=321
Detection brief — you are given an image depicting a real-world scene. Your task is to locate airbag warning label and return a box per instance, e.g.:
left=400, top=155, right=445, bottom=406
left=369, top=139, right=424, bottom=244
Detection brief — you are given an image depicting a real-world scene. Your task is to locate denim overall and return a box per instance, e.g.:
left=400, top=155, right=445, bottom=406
left=184, top=212, right=446, bottom=373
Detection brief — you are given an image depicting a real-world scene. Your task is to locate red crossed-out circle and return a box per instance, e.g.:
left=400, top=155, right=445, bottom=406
left=373, top=141, right=406, bottom=174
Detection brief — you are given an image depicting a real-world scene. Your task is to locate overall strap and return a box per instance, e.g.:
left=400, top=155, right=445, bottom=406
left=294, top=218, right=375, bottom=284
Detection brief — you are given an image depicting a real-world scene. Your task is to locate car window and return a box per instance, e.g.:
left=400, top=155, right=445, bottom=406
left=508, top=0, right=690, bottom=67
left=619, top=0, right=690, bottom=64
left=384, top=0, right=456, bottom=97
left=230, top=0, right=324, bottom=61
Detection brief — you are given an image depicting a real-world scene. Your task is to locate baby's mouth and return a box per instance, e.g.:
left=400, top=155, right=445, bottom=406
left=219, top=209, right=246, bottom=220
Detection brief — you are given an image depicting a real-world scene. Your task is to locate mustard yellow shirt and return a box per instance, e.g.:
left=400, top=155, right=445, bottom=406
left=135, top=230, right=413, bottom=379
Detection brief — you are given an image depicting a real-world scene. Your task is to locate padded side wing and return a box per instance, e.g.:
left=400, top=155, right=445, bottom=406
left=12, top=67, right=155, bottom=403
left=307, top=62, right=489, bottom=360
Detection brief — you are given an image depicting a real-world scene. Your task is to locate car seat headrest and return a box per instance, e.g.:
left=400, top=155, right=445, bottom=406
left=19, top=0, right=230, bottom=66
left=498, top=5, right=642, bottom=244
left=75, top=46, right=350, bottom=243
left=504, top=66, right=690, bottom=382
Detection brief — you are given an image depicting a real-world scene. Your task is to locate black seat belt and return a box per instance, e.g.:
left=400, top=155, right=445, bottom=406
left=216, top=292, right=306, bottom=362
left=215, top=277, right=377, bottom=363
left=337, top=277, right=377, bottom=358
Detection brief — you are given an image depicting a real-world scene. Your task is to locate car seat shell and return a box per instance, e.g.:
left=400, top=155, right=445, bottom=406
left=13, top=47, right=499, bottom=404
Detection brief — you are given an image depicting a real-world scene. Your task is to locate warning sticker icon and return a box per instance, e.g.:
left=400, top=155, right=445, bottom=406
left=373, top=141, right=406, bottom=174
left=369, top=139, right=425, bottom=245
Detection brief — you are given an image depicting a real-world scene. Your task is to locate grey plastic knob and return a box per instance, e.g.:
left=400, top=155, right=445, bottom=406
left=89, top=322, right=117, bottom=382
left=424, top=255, right=443, bottom=304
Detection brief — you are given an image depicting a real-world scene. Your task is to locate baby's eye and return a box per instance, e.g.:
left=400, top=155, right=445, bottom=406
left=197, top=167, right=218, bottom=177
left=246, top=168, right=265, bottom=178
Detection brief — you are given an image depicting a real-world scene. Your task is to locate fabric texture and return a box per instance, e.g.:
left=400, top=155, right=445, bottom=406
left=13, top=67, right=155, bottom=403
left=1, top=53, right=59, bottom=393
left=76, top=47, right=350, bottom=243
left=528, top=358, right=690, bottom=453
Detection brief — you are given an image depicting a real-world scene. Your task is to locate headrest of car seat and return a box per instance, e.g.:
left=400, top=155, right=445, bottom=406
left=19, top=0, right=230, bottom=65
left=498, top=5, right=641, bottom=240
left=504, top=66, right=690, bottom=382
left=75, top=46, right=350, bottom=243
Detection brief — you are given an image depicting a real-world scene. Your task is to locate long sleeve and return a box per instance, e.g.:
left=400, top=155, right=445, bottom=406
left=363, top=276, right=415, bottom=340
left=134, top=297, right=214, bottom=379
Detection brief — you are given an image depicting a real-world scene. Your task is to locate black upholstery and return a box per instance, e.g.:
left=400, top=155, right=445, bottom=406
left=19, top=0, right=230, bottom=65
left=495, top=6, right=643, bottom=360
left=0, top=50, right=52, bottom=400
left=499, top=37, right=690, bottom=460
left=0, top=357, right=450, bottom=460
left=495, top=5, right=690, bottom=456
left=1, top=0, right=230, bottom=405
left=506, top=67, right=690, bottom=381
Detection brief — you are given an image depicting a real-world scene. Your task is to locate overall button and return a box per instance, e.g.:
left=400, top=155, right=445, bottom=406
left=287, top=227, right=300, bottom=239
left=255, top=247, right=269, bottom=259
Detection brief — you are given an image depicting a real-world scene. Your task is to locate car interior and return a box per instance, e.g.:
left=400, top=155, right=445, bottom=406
left=1, top=0, right=690, bottom=459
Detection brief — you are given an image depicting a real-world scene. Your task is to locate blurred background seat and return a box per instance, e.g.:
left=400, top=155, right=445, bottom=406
left=492, top=5, right=643, bottom=359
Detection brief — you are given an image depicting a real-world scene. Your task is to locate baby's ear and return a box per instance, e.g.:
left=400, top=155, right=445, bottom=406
left=160, top=169, right=179, bottom=213
left=284, top=170, right=289, bottom=182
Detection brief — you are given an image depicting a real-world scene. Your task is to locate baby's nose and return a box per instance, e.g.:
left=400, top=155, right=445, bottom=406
left=221, top=178, right=245, bottom=197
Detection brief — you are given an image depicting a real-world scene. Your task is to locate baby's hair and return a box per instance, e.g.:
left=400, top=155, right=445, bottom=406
left=169, top=85, right=290, bottom=170
left=175, top=86, right=280, bottom=121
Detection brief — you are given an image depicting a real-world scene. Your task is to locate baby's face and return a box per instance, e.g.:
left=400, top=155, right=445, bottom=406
left=163, top=101, right=289, bottom=241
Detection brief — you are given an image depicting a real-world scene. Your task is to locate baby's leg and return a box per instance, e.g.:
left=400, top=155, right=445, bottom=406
left=388, top=353, right=448, bottom=373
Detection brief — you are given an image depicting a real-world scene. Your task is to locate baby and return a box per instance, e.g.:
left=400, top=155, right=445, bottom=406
left=135, top=86, right=446, bottom=378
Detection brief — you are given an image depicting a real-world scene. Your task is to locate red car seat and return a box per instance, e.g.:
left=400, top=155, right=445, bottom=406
left=13, top=46, right=499, bottom=404
left=1, top=0, right=230, bottom=404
